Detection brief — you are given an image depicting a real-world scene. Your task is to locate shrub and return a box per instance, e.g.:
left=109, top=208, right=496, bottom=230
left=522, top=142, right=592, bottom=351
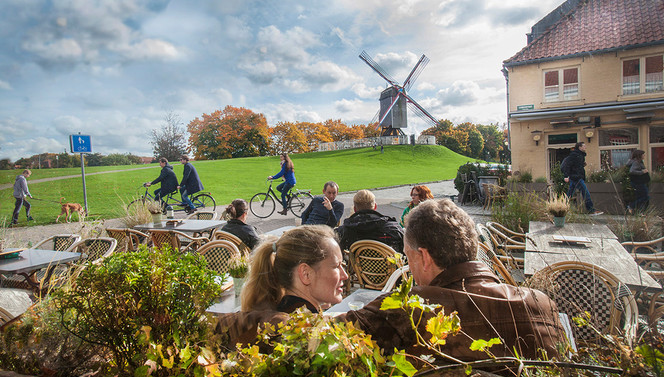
left=535, top=176, right=548, bottom=183
left=491, top=191, right=547, bottom=232
left=608, top=206, right=664, bottom=242
left=51, top=244, right=223, bottom=374
left=550, top=161, right=568, bottom=196
left=453, top=162, right=510, bottom=194
left=587, top=170, right=609, bottom=183
left=517, top=171, right=533, bottom=183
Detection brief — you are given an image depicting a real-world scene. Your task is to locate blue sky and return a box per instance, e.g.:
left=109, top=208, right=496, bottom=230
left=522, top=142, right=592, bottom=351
left=0, top=0, right=561, bottom=161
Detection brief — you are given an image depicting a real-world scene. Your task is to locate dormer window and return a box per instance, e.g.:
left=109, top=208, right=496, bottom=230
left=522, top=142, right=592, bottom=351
left=622, top=55, right=664, bottom=95
left=544, top=67, right=579, bottom=102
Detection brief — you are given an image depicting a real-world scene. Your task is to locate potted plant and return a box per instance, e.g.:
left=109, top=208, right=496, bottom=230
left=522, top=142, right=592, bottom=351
left=146, top=200, right=163, bottom=224
left=228, top=254, right=248, bottom=296
left=547, top=194, right=570, bottom=227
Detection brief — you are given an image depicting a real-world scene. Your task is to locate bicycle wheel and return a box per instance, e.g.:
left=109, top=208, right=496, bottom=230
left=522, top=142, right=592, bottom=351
left=250, top=193, right=275, bottom=218
left=289, top=192, right=313, bottom=218
left=127, top=196, right=147, bottom=212
left=192, top=193, right=216, bottom=211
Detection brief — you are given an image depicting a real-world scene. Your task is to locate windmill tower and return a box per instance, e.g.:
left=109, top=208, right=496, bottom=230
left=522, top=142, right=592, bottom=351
left=359, top=51, right=440, bottom=136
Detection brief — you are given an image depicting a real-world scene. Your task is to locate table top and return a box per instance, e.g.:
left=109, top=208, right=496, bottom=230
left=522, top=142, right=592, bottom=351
left=525, top=227, right=660, bottom=292
left=528, top=221, right=618, bottom=239
left=206, top=289, right=240, bottom=314
left=263, top=225, right=296, bottom=237
left=134, top=219, right=226, bottom=233
left=325, top=288, right=385, bottom=315
left=0, top=248, right=82, bottom=275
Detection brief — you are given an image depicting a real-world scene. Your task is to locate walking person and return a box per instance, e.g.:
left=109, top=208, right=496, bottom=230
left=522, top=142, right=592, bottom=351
left=177, top=155, right=204, bottom=214
left=561, top=142, right=602, bottom=215
left=12, top=169, right=34, bottom=225
left=626, top=149, right=650, bottom=213
left=268, top=153, right=296, bottom=216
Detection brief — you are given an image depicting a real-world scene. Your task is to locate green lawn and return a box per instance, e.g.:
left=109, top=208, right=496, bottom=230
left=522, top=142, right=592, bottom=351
left=2, top=145, right=478, bottom=225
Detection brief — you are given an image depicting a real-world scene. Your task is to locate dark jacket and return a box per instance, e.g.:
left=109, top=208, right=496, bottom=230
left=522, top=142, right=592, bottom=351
left=301, top=197, right=344, bottom=227
left=340, top=262, right=564, bottom=364
left=180, top=162, right=204, bottom=194
left=336, top=209, right=404, bottom=254
left=151, top=164, right=178, bottom=195
left=561, top=149, right=586, bottom=181
left=221, top=219, right=261, bottom=250
left=627, top=158, right=650, bottom=184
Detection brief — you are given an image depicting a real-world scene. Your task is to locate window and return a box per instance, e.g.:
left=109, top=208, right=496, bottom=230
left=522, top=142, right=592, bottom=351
left=651, top=126, right=664, bottom=173
left=598, top=128, right=638, bottom=169
left=548, top=133, right=577, bottom=145
left=622, top=55, right=664, bottom=95
left=544, top=67, right=579, bottom=102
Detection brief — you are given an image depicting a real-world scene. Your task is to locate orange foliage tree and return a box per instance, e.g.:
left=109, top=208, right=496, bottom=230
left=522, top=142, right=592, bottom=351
left=323, top=119, right=364, bottom=141
left=187, top=106, right=270, bottom=160
left=270, top=122, right=308, bottom=154
left=298, top=122, right=333, bottom=152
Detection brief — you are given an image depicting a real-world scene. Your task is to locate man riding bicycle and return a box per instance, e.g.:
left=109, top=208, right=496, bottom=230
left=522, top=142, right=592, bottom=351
left=145, top=157, right=178, bottom=203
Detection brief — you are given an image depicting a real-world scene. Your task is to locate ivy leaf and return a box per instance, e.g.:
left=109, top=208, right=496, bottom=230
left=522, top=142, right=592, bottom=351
left=469, top=338, right=502, bottom=352
left=380, top=295, right=404, bottom=310
left=426, top=311, right=461, bottom=345
left=390, top=350, right=418, bottom=377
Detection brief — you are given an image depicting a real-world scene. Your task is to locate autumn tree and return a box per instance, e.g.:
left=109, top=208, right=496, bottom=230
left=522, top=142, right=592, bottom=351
left=298, top=122, right=333, bottom=152
left=323, top=119, right=364, bottom=141
left=477, top=123, right=506, bottom=161
left=458, top=122, right=484, bottom=159
left=151, top=111, right=188, bottom=161
left=188, top=106, right=270, bottom=160
left=270, top=122, right=307, bottom=154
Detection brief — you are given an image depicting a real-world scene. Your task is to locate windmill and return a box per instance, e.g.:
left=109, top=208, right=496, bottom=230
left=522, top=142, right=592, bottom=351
left=359, top=50, right=440, bottom=136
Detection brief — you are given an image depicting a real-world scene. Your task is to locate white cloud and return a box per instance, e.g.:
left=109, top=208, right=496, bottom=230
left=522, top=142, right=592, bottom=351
left=0, top=80, right=12, bottom=90
left=115, top=38, right=180, bottom=60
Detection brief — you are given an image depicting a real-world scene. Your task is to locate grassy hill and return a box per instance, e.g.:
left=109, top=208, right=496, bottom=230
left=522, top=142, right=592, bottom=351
left=2, top=145, right=478, bottom=225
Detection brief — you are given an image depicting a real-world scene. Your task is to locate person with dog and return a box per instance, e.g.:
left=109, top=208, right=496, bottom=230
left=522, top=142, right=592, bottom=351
left=145, top=157, right=178, bottom=203
left=340, top=199, right=564, bottom=366
left=11, top=169, right=33, bottom=225
left=267, top=153, right=296, bottom=216
left=301, top=181, right=344, bottom=227
left=560, top=142, right=602, bottom=215
left=177, top=155, right=204, bottom=214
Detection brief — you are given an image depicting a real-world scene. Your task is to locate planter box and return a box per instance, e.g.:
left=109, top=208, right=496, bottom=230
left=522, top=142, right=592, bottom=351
left=585, top=182, right=623, bottom=215
left=650, top=182, right=664, bottom=212
left=505, top=182, right=549, bottom=200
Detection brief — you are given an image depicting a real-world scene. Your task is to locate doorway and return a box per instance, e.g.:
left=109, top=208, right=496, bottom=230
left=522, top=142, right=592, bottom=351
left=547, top=147, right=572, bottom=180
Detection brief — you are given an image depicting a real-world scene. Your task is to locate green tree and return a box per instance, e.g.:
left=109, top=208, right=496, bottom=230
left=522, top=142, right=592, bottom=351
left=150, top=111, right=188, bottom=161
left=86, top=153, right=104, bottom=166
left=476, top=123, right=505, bottom=162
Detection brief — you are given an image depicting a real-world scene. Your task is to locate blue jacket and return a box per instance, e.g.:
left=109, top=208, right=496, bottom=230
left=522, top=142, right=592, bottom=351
left=272, top=164, right=296, bottom=185
left=301, top=197, right=344, bottom=227
left=180, top=162, right=204, bottom=194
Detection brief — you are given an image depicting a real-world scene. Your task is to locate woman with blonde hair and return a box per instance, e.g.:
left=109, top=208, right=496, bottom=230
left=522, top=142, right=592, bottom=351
left=400, top=185, right=434, bottom=227
left=242, top=225, right=348, bottom=312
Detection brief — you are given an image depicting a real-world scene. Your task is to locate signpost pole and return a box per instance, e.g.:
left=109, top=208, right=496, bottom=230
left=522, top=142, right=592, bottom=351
left=70, top=133, right=92, bottom=214
left=80, top=152, right=88, bottom=213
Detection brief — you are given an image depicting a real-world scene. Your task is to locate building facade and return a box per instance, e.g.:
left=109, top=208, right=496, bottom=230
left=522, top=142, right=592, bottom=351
left=503, top=0, right=664, bottom=180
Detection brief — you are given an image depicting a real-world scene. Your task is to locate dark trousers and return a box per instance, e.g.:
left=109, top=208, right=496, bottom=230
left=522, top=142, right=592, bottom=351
left=567, top=179, right=594, bottom=212
left=630, top=182, right=649, bottom=211
left=276, top=182, right=294, bottom=210
left=12, top=197, right=31, bottom=223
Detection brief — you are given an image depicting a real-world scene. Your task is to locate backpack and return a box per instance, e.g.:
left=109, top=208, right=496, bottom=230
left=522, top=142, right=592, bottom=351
left=560, top=156, right=571, bottom=176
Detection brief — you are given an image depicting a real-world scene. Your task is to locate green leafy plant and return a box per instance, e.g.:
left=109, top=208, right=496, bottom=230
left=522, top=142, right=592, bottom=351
left=491, top=191, right=547, bottom=232
left=517, top=171, right=533, bottom=183
left=228, top=255, right=248, bottom=278
left=535, top=176, right=548, bottom=183
left=587, top=170, right=609, bottom=183
left=453, top=162, right=510, bottom=194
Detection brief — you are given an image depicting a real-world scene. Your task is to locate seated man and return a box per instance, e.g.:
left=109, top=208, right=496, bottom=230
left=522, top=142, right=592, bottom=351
left=301, top=181, right=344, bottom=227
left=341, top=199, right=564, bottom=364
left=145, top=157, right=178, bottom=202
left=336, top=189, right=404, bottom=254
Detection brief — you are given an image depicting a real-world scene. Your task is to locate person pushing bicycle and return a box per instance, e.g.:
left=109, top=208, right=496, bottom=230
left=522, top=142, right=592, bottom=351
left=268, top=153, right=296, bottom=216
left=144, top=157, right=178, bottom=204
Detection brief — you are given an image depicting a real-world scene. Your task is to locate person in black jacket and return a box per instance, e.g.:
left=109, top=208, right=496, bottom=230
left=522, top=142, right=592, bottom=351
left=626, top=149, right=650, bottom=212
left=561, top=142, right=602, bottom=215
left=336, top=189, right=404, bottom=254
left=221, top=199, right=261, bottom=250
left=145, top=157, right=178, bottom=203
left=177, top=155, right=204, bottom=214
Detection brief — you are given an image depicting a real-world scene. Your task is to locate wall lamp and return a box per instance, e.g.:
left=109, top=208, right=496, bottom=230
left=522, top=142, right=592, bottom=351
left=583, top=127, right=595, bottom=143
left=531, top=130, right=542, bottom=146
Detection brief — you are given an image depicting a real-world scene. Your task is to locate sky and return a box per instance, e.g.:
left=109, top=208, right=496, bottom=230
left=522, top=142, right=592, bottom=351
left=0, top=0, right=563, bottom=161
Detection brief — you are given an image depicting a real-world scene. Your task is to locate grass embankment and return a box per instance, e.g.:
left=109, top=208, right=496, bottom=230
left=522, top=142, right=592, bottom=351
left=1, top=145, right=478, bottom=225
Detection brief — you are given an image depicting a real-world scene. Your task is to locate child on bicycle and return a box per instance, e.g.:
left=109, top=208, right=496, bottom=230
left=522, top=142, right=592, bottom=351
left=268, top=153, right=296, bottom=216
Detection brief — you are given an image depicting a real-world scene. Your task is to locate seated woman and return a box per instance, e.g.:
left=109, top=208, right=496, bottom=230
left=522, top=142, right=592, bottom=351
left=400, top=185, right=434, bottom=227
left=220, top=199, right=260, bottom=250
left=216, top=225, right=349, bottom=345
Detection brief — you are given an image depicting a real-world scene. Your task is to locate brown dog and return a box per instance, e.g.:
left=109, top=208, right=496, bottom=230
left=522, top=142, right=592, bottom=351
left=56, top=197, right=85, bottom=223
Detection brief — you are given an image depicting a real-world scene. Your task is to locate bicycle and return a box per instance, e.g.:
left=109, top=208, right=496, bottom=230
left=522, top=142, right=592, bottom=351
left=249, top=180, right=313, bottom=218
left=128, top=184, right=216, bottom=214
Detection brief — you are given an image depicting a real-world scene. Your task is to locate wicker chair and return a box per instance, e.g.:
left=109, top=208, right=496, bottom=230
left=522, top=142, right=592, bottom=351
left=349, top=240, right=397, bottom=290
left=105, top=228, right=149, bottom=252
left=211, top=229, right=251, bottom=255
left=381, top=265, right=411, bottom=293
left=68, top=237, right=118, bottom=263
left=185, top=210, right=218, bottom=220
left=532, top=261, right=638, bottom=346
left=477, top=242, right=518, bottom=286
left=482, top=183, right=507, bottom=210
left=150, top=229, right=209, bottom=253
left=476, top=223, right=525, bottom=283
left=196, top=240, right=240, bottom=276
left=485, top=222, right=526, bottom=267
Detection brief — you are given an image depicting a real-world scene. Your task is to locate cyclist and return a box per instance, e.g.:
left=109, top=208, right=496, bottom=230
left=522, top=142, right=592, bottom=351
left=177, top=155, right=204, bottom=214
left=145, top=157, right=178, bottom=203
left=268, top=153, right=296, bottom=216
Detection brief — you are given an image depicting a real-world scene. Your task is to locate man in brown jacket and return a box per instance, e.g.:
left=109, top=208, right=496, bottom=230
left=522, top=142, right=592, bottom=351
left=342, top=199, right=565, bottom=364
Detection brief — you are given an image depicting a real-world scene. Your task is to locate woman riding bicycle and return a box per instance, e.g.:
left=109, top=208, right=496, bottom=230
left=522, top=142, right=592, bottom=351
left=268, top=153, right=296, bottom=216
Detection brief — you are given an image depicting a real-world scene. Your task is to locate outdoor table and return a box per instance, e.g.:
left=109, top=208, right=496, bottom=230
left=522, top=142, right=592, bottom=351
left=528, top=221, right=618, bottom=239
left=524, top=222, right=660, bottom=292
left=0, top=248, right=83, bottom=294
left=207, top=288, right=240, bottom=314
left=325, top=288, right=385, bottom=315
left=263, top=225, right=296, bottom=238
left=134, top=219, right=226, bottom=237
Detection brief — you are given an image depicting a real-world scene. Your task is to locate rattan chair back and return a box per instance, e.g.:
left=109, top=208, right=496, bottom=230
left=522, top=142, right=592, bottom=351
left=532, top=261, right=638, bottom=345
left=477, top=242, right=517, bottom=286
left=69, top=237, right=118, bottom=263
left=350, top=240, right=397, bottom=290
left=150, top=229, right=209, bottom=252
left=106, top=228, right=149, bottom=252
left=211, top=230, right=250, bottom=255
left=197, top=240, right=240, bottom=275
left=34, top=234, right=82, bottom=251
left=185, top=210, right=218, bottom=220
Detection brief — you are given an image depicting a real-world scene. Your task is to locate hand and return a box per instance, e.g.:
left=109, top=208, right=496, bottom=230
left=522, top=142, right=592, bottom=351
left=322, top=197, right=332, bottom=210
left=644, top=169, right=649, bottom=173
left=29, top=195, right=33, bottom=199
left=177, top=185, right=181, bottom=189
left=564, top=177, right=569, bottom=183
left=268, top=176, right=273, bottom=180
left=145, top=182, right=152, bottom=187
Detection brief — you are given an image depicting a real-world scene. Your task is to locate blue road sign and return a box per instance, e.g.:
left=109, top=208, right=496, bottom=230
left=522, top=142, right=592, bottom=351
left=70, top=134, right=92, bottom=153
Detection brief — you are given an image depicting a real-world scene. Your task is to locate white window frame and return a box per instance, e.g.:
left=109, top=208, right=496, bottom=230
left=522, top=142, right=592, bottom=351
left=543, top=67, right=580, bottom=102
left=622, top=54, right=664, bottom=95
left=598, top=127, right=639, bottom=170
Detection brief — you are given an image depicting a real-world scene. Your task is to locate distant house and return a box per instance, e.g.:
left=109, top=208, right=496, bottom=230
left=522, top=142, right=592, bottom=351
left=140, top=157, right=155, bottom=164
left=503, top=0, right=664, bottom=179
